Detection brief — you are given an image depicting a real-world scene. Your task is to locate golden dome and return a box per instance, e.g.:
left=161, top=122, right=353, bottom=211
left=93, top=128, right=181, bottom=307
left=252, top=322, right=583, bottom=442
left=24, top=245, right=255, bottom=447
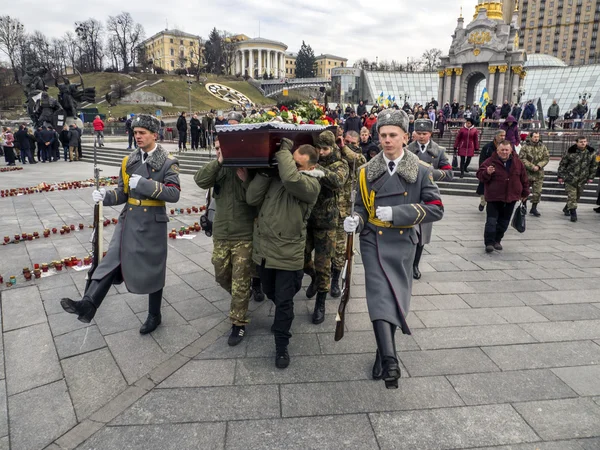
left=474, top=1, right=504, bottom=21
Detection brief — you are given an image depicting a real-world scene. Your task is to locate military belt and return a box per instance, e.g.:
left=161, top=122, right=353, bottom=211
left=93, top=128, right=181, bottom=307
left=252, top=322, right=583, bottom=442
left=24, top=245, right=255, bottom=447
left=368, top=217, right=413, bottom=229
left=127, top=198, right=165, bottom=207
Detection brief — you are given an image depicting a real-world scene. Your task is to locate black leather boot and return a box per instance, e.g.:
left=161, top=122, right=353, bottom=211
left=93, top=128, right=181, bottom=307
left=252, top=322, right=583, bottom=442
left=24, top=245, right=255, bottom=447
left=373, top=320, right=401, bottom=389
left=312, top=292, right=326, bottom=324
left=305, top=268, right=317, bottom=298
left=372, top=349, right=383, bottom=380
left=251, top=277, right=264, bottom=302
left=140, top=289, right=163, bottom=334
left=330, top=268, right=341, bottom=298
left=60, top=274, right=114, bottom=323
left=570, top=208, right=578, bottom=222
left=413, top=245, right=424, bottom=280
left=140, top=314, right=161, bottom=334
left=530, top=203, right=541, bottom=217
left=275, top=346, right=290, bottom=369
left=563, top=204, right=570, bottom=216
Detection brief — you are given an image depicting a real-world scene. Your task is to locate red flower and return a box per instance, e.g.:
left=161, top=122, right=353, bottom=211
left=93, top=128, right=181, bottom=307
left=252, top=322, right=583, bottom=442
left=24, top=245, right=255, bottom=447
left=280, top=105, right=289, bottom=112
left=308, top=120, right=315, bottom=124
left=325, top=116, right=335, bottom=124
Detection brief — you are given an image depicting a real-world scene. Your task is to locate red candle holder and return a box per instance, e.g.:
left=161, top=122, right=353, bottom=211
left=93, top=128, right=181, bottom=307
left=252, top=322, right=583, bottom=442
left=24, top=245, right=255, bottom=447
left=3, top=236, right=9, bottom=244
left=14, top=235, right=20, bottom=241
left=52, top=228, right=57, bottom=234
left=33, top=269, right=41, bottom=279
left=0, top=275, right=3, bottom=284
left=55, top=262, right=63, bottom=271
left=178, top=230, right=184, bottom=236
left=41, top=264, right=48, bottom=273
left=170, top=209, right=175, bottom=215
left=70, top=224, right=75, bottom=230
left=27, top=234, right=33, bottom=241
left=184, top=229, right=190, bottom=235
left=33, top=232, right=39, bottom=238
left=21, top=233, right=27, bottom=240
left=79, top=224, right=84, bottom=230
left=34, top=263, right=39, bottom=269
left=24, top=271, right=32, bottom=281
left=59, top=229, right=65, bottom=235
left=111, top=218, right=118, bottom=224
left=186, top=208, right=191, bottom=214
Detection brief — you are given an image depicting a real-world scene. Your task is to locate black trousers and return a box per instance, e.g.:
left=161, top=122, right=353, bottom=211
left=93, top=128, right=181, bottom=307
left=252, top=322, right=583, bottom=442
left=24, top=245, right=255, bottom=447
left=199, top=129, right=207, bottom=148
left=191, top=129, right=200, bottom=149
left=484, top=201, right=516, bottom=245
left=3, top=147, right=16, bottom=165
left=128, top=132, right=134, bottom=148
left=259, top=261, right=303, bottom=348
left=21, top=148, right=34, bottom=163
left=460, top=156, right=472, bottom=171
left=86, top=265, right=162, bottom=315
left=548, top=117, right=557, bottom=129
left=178, top=131, right=187, bottom=149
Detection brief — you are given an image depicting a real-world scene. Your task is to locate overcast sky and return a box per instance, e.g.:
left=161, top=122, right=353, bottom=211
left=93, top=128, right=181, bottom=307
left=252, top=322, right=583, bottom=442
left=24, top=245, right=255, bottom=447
left=4, top=0, right=479, bottom=64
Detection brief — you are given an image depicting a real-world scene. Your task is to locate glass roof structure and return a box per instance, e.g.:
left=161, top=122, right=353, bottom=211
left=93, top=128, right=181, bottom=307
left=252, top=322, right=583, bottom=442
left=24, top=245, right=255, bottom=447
left=524, top=54, right=568, bottom=68
left=364, top=71, right=439, bottom=106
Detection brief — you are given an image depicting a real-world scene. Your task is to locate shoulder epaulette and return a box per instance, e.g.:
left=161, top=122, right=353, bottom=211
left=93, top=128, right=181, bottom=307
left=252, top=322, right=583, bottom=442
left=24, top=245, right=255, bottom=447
left=418, top=160, right=432, bottom=168
left=167, top=154, right=176, bottom=160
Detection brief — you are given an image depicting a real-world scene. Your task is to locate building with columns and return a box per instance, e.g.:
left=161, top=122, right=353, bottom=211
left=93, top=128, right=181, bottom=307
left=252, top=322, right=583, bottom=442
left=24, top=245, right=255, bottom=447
left=233, top=37, right=288, bottom=78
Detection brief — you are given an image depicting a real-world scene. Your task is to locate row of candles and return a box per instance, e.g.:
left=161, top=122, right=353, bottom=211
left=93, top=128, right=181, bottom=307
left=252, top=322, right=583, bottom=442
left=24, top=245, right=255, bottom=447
left=3, top=219, right=119, bottom=245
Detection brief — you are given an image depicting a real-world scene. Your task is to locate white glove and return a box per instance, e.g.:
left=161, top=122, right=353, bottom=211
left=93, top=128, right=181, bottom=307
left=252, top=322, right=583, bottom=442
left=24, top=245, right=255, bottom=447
left=92, top=188, right=106, bottom=203
left=129, top=174, right=142, bottom=190
left=376, top=206, right=393, bottom=222
left=343, top=215, right=360, bottom=233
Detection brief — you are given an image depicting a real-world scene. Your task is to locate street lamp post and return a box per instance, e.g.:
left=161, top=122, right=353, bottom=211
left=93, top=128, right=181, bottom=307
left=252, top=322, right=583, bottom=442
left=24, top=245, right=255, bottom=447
left=187, top=80, right=192, bottom=115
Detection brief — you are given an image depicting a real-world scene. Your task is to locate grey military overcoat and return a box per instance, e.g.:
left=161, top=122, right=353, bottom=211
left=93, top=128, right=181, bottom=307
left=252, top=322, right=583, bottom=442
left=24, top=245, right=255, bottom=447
left=354, top=150, right=444, bottom=334
left=92, top=145, right=181, bottom=294
left=407, top=140, right=453, bottom=244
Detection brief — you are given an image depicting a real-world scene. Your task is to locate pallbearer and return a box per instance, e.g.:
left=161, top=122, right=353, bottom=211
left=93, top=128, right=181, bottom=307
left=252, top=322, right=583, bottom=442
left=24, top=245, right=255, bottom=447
left=344, top=110, right=444, bottom=389
left=60, top=115, right=181, bottom=334
left=406, top=119, right=453, bottom=279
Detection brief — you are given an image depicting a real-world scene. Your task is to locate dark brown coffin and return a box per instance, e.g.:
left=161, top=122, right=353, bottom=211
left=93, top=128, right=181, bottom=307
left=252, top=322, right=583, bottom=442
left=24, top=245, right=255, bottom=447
left=216, top=123, right=338, bottom=167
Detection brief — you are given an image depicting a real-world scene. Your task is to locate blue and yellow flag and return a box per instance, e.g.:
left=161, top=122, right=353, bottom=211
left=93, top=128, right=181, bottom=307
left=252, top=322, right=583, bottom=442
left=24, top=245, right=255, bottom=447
left=386, top=95, right=392, bottom=107
left=479, top=87, right=490, bottom=121
left=377, top=91, right=384, bottom=105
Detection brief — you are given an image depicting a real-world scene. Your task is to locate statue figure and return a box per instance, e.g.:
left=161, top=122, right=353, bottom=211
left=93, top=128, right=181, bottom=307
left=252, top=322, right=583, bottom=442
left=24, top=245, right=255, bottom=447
left=56, top=74, right=96, bottom=118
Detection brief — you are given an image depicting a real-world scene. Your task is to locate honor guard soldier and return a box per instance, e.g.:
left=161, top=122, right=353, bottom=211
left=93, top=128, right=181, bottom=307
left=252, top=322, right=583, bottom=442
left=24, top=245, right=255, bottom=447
left=60, top=114, right=181, bottom=334
left=194, top=110, right=262, bottom=347
left=304, top=131, right=349, bottom=324
left=330, top=131, right=366, bottom=297
left=344, top=109, right=444, bottom=388
left=406, top=119, right=453, bottom=279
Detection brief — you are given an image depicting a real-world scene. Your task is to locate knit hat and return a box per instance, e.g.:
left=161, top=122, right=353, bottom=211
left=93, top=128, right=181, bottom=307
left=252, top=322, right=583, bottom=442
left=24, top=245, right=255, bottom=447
left=227, top=111, right=243, bottom=123
left=316, top=130, right=336, bottom=148
left=414, top=119, right=434, bottom=133
left=377, top=109, right=409, bottom=133
left=131, top=114, right=160, bottom=133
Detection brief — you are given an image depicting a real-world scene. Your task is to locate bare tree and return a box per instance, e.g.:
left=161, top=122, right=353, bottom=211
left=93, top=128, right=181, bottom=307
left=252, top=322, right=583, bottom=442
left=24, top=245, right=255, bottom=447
left=421, top=48, right=442, bottom=72
left=106, top=12, right=145, bottom=73
left=188, top=37, right=206, bottom=82
left=353, top=58, right=371, bottom=70
left=105, top=35, right=120, bottom=70
left=63, top=32, right=79, bottom=73
left=75, top=19, right=104, bottom=72
left=220, top=32, right=239, bottom=75
left=0, top=16, right=26, bottom=82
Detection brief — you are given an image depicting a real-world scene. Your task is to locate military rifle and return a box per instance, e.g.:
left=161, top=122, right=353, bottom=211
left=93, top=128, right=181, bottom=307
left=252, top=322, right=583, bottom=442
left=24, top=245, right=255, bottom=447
left=86, top=136, right=103, bottom=290
left=334, top=156, right=357, bottom=341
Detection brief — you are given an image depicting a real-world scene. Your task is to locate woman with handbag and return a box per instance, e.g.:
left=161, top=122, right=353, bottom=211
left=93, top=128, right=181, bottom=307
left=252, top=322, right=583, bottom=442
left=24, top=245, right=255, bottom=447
left=454, top=117, right=479, bottom=178
left=476, top=140, right=529, bottom=253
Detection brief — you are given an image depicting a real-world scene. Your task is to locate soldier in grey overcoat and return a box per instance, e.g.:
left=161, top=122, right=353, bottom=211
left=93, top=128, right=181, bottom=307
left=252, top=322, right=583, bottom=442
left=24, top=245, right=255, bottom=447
left=61, top=115, right=181, bottom=334
left=406, top=119, right=453, bottom=279
left=344, top=109, right=444, bottom=389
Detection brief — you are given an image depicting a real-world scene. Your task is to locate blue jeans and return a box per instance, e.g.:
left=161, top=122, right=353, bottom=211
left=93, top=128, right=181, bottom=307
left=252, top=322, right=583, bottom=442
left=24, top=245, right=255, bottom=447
left=63, top=145, right=69, bottom=161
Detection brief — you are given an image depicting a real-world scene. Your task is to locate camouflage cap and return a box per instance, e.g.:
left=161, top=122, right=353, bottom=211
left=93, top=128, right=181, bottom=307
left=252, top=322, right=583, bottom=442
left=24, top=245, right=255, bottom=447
left=377, top=109, right=409, bottom=134
left=414, top=119, right=434, bottom=133
left=227, top=111, right=244, bottom=123
left=316, top=130, right=336, bottom=148
left=132, top=114, right=160, bottom=133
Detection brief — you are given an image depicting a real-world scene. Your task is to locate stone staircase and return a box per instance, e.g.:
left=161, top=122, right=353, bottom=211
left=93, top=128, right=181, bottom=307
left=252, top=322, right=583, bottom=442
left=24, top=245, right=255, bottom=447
left=81, top=145, right=600, bottom=204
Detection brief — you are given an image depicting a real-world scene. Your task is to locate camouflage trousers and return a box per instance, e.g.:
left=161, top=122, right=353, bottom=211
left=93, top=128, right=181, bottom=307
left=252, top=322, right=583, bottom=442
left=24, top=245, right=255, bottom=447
left=332, top=219, right=346, bottom=271
left=528, top=174, right=544, bottom=204
left=304, top=227, right=336, bottom=293
left=212, top=239, right=253, bottom=326
left=565, top=183, right=585, bottom=210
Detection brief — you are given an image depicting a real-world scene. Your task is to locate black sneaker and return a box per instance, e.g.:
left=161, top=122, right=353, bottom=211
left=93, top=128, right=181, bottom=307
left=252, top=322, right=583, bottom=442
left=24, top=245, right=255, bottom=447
left=478, top=204, right=484, bottom=212
left=594, top=207, right=600, bottom=213
left=275, top=346, right=290, bottom=369
left=485, top=245, right=494, bottom=253
left=493, top=242, right=503, bottom=251
left=228, top=325, right=246, bottom=346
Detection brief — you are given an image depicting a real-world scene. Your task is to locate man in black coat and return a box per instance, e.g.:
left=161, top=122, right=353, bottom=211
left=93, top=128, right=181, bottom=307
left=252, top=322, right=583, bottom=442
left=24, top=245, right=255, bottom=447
left=190, top=114, right=201, bottom=150
left=343, top=109, right=362, bottom=134
left=500, top=100, right=511, bottom=119
left=451, top=100, right=459, bottom=119
left=34, top=127, right=43, bottom=161
left=357, top=101, right=367, bottom=117
left=14, top=125, right=36, bottom=164
left=176, top=112, right=188, bottom=150
left=39, top=126, right=55, bottom=163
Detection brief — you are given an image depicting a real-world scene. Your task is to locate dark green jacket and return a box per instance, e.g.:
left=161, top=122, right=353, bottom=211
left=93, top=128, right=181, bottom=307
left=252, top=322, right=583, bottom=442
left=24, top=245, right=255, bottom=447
left=557, top=145, right=598, bottom=186
left=247, top=150, right=321, bottom=271
left=194, top=160, right=256, bottom=240
left=309, top=150, right=349, bottom=230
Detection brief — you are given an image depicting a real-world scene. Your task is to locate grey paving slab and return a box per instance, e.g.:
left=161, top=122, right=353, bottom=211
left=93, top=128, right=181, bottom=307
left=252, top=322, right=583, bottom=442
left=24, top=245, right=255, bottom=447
left=1, top=285, right=46, bottom=331
left=112, top=385, right=280, bottom=424
left=195, top=335, right=248, bottom=359
left=579, top=438, right=600, bottom=450
left=171, top=296, right=222, bottom=321
left=537, top=290, right=600, bottom=305
left=148, top=324, right=200, bottom=354
left=161, top=282, right=202, bottom=304
left=426, top=281, right=476, bottom=294
left=415, top=308, right=507, bottom=327
left=470, top=442, right=585, bottom=450
left=491, top=306, right=549, bottom=323
left=552, top=365, right=600, bottom=396
left=189, top=312, right=228, bottom=335
left=104, top=329, right=169, bottom=384
left=448, top=369, right=577, bottom=405
left=47, top=310, right=92, bottom=336
left=533, top=304, right=600, bottom=321
left=158, top=359, right=236, bottom=388
left=412, top=324, right=537, bottom=350
left=226, top=414, right=378, bottom=450
left=92, top=295, right=142, bottom=335
left=4, top=322, right=62, bottom=395
left=8, top=380, right=77, bottom=450
left=40, top=284, right=83, bottom=315
left=280, top=377, right=463, bottom=417
left=235, top=354, right=376, bottom=385
left=317, top=330, right=420, bottom=354
left=520, top=320, right=600, bottom=342
left=483, top=341, right=600, bottom=370
left=369, top=404, right=539, bottom=450
left=54, top=324, right=106, bottom=359
left=77, top=422, right=226, bottom=450
left=180, top=270, right=220, bottom=291
left=514, top=398, right=600, bottom=440
left=465, top=280, right=555, bottom=293
left=0, top=381, right=7, bottom=438
left=423, top=294, right=471, bottom=309
left=245, top=333, right=321, bottom=358
left=62, top=348, right=128, bottom=421
left=399, top=348, right=499, bottom=377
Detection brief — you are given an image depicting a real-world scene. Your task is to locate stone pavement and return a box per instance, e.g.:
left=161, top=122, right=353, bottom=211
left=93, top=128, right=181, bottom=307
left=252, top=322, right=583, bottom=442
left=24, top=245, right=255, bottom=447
left=1, top=160, right=600, bottom=450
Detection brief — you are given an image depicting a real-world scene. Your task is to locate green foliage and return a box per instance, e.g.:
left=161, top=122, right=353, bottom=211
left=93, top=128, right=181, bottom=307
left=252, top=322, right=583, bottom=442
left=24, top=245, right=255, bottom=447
left=295, top=41, right=316, bottom=78
left=205, top=28, right=223, bottom=75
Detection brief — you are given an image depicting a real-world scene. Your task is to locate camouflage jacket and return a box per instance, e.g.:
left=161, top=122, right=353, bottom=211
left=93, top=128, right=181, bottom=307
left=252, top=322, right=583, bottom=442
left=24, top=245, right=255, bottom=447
left=557, top=144, right=598, bottom=185
left=309, top=150, right=349, bottom=230
left=519, top=139, right=550, bottom=177
left=337, top=145, right=367, bottom=218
